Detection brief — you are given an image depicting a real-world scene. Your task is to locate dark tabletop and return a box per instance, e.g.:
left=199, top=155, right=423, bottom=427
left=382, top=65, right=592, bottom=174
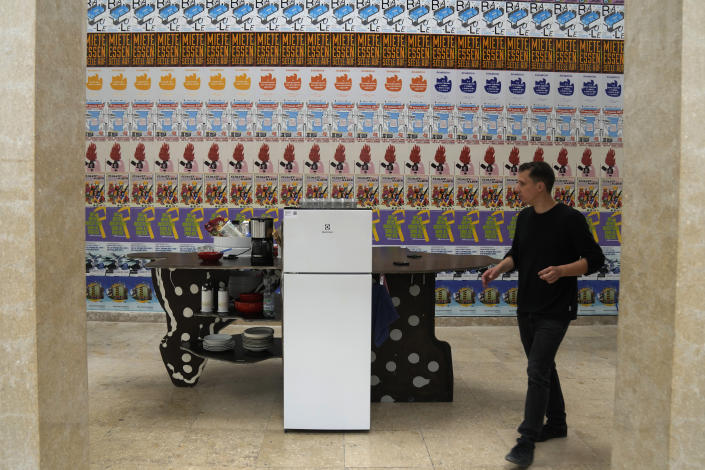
left=371, top=247, right=499, bottom=273
left=128, top=252, right=281, bottom=270
left=128, top=247, right=499, bottom=273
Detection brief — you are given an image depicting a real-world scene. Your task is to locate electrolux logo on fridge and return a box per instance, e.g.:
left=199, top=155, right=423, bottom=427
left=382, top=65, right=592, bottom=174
left=322, top=223, right=333, bottom=234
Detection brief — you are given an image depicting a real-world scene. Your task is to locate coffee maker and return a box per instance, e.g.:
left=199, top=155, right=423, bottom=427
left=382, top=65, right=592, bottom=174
left=249, top=217, right=274, bottom=266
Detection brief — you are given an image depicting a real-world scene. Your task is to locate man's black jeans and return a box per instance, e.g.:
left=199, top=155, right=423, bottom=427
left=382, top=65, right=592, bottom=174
left=517, top=314, right=571, bottom=441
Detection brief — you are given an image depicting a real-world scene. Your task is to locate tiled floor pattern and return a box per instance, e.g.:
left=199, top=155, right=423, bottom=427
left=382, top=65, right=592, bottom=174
left=88, top=322, right=616, bottom=469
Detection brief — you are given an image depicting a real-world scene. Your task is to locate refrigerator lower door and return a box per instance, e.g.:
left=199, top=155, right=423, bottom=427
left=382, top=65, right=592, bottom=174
left=283, top=273, right=371, bottom=430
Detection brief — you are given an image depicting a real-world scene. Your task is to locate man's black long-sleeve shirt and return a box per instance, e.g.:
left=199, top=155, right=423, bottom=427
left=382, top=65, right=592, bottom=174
left=505, top=203, right=605, bottom=320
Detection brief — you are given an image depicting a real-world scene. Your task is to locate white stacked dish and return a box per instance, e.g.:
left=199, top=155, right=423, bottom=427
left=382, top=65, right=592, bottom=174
left=243, top=327, right=274, bottom=352
left=203, top=334, right=235, bottom=352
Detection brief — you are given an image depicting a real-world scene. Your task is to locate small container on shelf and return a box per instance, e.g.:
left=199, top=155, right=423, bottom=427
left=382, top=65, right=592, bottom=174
left=201, top=278, right=214, bottom=313
left=262, top=272, right=277, bottom=318
left=234, top=298, right=263, bottom=316
left=238, top=292, right=263, bottom=302
left=217, top=282, right=229, bottom=314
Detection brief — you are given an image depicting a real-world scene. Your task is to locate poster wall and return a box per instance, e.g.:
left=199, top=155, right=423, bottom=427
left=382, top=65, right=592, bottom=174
left=85, top=0, right=624, bottom=316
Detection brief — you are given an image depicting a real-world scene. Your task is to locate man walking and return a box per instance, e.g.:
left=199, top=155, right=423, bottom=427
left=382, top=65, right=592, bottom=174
left=482, top=161, right=605, bottom=467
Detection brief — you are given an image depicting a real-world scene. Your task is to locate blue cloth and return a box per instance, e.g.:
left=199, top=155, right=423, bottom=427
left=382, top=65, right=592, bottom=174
left=372, top=281, right=399, bottom=347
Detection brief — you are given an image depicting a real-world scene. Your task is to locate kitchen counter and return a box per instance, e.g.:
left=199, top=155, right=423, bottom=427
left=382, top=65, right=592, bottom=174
left=372, top=246, right=498, bottom=274
left=130, top=248, right=499, bottom=401
left=370, top=248, right=498, bottom=402
left=135, top=247, right=495, bottom=274
left=136, top=251, right=281, bottom=270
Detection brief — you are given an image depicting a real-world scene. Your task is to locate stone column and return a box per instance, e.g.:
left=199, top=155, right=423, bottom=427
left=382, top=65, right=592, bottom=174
left=0, top=1, right=87, bottom=469
left=615, top=1, right=705, bottom=469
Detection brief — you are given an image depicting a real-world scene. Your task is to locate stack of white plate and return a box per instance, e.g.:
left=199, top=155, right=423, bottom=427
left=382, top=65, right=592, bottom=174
left=243, top=327, right=274, bottom=352
left=203, top=334, right=235, bottom=351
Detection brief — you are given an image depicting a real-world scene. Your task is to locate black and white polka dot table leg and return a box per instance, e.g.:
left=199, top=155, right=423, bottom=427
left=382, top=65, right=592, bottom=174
left=371, top=273, right=453, bottom=402
left=151, top=268, right=232, bottom=387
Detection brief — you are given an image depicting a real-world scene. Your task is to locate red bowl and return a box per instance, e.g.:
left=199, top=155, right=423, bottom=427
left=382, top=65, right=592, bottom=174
left=197, top=251, right=223, bottom=263
left=234, top=300, right=263, bottom=315
left=238, top=292, right=263, bottom=302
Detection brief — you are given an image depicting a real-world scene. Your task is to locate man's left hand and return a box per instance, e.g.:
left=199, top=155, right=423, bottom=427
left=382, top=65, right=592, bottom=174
left=538, top=266, right=563, bottom=284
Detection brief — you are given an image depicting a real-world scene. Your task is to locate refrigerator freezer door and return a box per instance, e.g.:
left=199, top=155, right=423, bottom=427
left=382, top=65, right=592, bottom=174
left=283, top=273, right=371, bottom=430
left=283, top=209, right=372, bottom=274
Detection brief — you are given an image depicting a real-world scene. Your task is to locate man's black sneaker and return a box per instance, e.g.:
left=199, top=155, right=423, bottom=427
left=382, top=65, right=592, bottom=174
left=505, top=440, right=534, bottom=467
left=536, top=424, right=568, bottom=442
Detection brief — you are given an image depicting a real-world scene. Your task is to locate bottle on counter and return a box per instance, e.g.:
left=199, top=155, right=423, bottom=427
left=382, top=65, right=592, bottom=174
left=217, top=281, right=229, bottom=314
left=201, top=277, right=213, bottom=313
left=262, top=273, right=275, bottom=319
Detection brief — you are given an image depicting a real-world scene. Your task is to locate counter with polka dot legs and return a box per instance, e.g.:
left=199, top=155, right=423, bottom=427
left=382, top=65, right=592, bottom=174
left=153, top=267, right=452, bottom=398
left=151, top=267, right=235, bottom=386
left=371, top=272, right=453, bottom=402
left=154, top=267, right=453, bottom=398
left=137, top=248, right=497, bottom=396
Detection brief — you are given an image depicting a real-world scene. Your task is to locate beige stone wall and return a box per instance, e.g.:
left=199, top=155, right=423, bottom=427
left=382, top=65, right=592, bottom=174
left=669, top=1, right=705, bottom=468
left=35, top=0, right=88, bottom=468
left=0, top=2, right=40, bottom=469
left=614, top=1, right=679, bottom=468
left=0, top=1, right=87, bottom=469
left=616, top=1, right=705, bottom=469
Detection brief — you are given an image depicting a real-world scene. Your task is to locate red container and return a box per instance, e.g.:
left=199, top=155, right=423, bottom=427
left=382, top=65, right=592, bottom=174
left=197, top=251, right=223, bottom=263
left=234, top=300, right=263, bottom=315
left=238, top=292, right=263, bottom=302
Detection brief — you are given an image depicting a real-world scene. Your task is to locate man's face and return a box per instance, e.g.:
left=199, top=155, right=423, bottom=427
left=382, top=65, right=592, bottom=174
left=514, top=170, right=543, bottom=205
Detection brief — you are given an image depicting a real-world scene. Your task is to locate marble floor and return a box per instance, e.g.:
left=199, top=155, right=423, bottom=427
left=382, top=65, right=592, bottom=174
left=88, top=321, right=617, bottom=470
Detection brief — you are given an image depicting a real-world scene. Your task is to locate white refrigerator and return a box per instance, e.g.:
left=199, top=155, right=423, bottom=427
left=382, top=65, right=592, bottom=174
left=282, top=208, right=372, bottom=430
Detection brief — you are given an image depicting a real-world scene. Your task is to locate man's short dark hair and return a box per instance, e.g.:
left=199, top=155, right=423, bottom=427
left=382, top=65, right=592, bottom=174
left=518, top=161, right=555, bottom=193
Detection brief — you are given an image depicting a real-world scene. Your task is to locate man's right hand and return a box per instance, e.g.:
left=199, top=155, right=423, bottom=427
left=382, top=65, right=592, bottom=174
left=481, top=266, right=500, bottom=289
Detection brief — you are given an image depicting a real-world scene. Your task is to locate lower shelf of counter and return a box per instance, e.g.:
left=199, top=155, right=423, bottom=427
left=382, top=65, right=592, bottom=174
left=181, top=334, right=282, bottom=364
left=195, top=311, right=282, bottom=323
